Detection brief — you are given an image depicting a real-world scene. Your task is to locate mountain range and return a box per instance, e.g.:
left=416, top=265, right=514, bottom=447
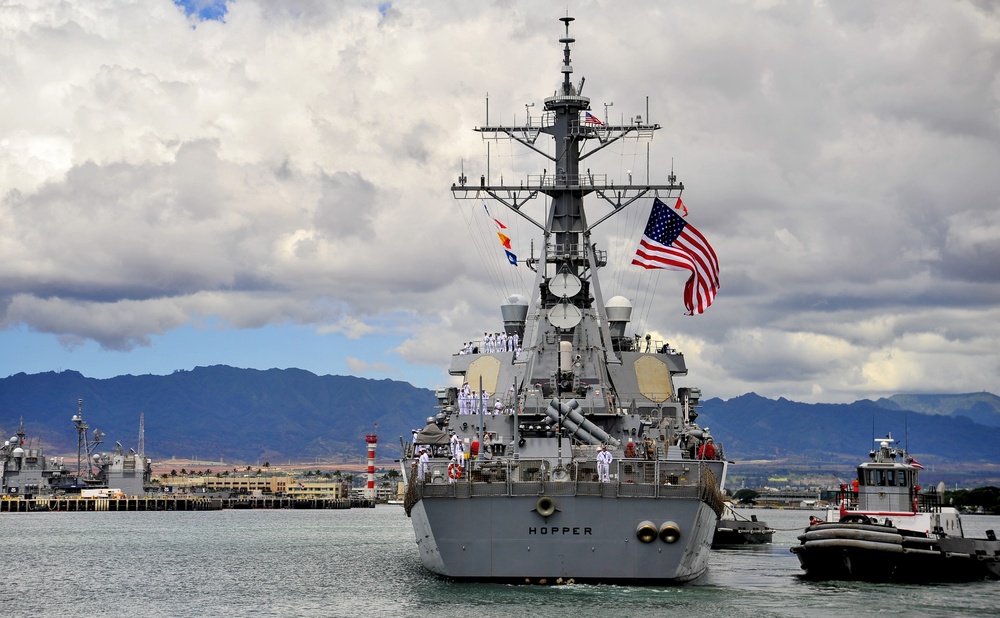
left=2, top=367, right=999, bottom=478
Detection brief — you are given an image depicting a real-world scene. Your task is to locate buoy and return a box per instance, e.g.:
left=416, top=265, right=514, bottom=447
left=448, top=463, right=461, bottom=480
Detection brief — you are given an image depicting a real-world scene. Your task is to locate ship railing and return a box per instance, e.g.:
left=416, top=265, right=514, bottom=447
left=917, top=491, right=943, bottom=513
left=541, top=241, right=603, bottom=266
left=523, top=172, right=609, bottom=189
left=415, top=458, right=722, bottom=506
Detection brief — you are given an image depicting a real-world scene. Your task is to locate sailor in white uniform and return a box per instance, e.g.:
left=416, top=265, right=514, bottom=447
left=596, top=445, right=613, bottom=482
left=449, top=430, right=465, bottom=472
left=417, top=448, right=430, bottom=482
left=454, top=438, right=465, bottom=470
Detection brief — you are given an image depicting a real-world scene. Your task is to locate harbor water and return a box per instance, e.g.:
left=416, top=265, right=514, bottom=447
left=2, top=506, right=997, bottom=617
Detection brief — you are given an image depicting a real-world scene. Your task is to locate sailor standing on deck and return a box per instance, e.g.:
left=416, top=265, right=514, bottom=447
left=417, top=447, right=430, bottom=482
left=597, top=445, right=613, bottom=482
left=449, top=430, right=464, bottom=468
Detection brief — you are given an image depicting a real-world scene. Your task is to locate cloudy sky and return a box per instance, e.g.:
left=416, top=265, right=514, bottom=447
left=2, top=0, right=998, bottom=404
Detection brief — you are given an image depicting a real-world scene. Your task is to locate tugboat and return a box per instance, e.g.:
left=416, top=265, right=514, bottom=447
left=400, top=16, right=727, bottom=584
left=713, top=502, right=774, bottom=547
left=790, top=434, right=1000, bottom=582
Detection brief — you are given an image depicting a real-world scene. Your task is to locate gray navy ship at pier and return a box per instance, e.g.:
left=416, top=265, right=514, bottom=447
left=1, top=400, right=151, bottom=499
left=401, top=16, right=727, bottom=584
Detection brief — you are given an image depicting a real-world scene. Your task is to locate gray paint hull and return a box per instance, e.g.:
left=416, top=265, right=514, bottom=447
left=410, top=494, right=717, bottom=583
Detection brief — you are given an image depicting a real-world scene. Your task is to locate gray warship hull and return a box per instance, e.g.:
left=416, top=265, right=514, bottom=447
left=411, top=492, right=718, bottom=583
left=405, top=15, right=727, bottom=585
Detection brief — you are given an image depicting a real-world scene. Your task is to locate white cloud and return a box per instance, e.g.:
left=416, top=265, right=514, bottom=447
left=2, top=0, right=999, bottom=402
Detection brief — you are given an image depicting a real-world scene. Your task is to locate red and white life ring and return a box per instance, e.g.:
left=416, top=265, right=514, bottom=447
left=448, top=463, right=461, bottom=480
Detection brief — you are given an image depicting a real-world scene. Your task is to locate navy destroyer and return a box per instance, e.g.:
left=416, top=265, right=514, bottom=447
left=401, top=17, right=727, bottom=584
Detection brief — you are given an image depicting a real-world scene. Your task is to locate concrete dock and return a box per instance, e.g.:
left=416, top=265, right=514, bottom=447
left=0, top=496, right=375, bottom=512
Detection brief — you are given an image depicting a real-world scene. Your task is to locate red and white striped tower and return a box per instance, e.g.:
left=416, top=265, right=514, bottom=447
left=364, top=424, right=378, bottom=501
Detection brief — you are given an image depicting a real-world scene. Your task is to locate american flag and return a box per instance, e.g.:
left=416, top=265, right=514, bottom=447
left=583, top=111, right=604, bottom=125
left=631, top=198, right=720, bottom=315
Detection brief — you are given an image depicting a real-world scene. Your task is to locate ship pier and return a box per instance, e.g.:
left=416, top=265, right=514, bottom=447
left=0, top=495, right=372, bottom=512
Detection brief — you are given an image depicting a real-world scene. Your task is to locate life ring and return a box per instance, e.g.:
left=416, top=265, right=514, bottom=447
left=448, top=463, right=461, bottom=480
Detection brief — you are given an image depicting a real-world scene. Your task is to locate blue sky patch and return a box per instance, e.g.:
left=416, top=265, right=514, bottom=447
left=174, top=0, right=228, bottom=22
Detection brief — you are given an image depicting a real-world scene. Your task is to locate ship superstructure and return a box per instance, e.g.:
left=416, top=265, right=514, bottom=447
left=400, top=17, right=727, bottom=584
left=2, top=401, right=151, bottom=498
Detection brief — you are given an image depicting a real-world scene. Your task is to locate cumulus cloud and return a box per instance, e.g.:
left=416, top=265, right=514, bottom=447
left=1, top=0, right=999, bottom=403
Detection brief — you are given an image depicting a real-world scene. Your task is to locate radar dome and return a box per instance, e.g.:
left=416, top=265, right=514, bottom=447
left=501, top=293, right=529, bottom=336
left=606, top=296, right=633, bottom=335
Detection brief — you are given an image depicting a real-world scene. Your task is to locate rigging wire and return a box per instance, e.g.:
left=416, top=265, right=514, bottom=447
left=455, top=132, right=536, bottom=306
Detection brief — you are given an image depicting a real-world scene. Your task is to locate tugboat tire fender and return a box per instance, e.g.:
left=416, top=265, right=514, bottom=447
left=800, top=528, right=903, bottom=544
left=799, top=538, right=904, bottom=553
left=839, top=513, right=872, bottom=525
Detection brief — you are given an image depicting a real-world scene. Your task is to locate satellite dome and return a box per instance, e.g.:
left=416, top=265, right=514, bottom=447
left=606, top=296, right=633, bottom=324
left=501, top=294, right=529, bottom=324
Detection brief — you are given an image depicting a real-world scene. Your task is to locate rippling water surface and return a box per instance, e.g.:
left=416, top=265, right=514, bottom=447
left=2, top=506, right=997, bottom=617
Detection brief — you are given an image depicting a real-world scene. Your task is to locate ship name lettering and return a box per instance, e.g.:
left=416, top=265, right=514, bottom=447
left=527, top=527, right=593, bottom=535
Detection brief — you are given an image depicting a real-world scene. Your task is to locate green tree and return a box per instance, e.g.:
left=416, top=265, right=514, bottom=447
left=733, top=489, right=759, bottom=504
left=946, top=486, right=1000, bottom=514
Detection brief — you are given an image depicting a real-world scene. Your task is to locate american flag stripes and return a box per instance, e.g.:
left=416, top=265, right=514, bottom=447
left=631, top=198, right=720, bottom=315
